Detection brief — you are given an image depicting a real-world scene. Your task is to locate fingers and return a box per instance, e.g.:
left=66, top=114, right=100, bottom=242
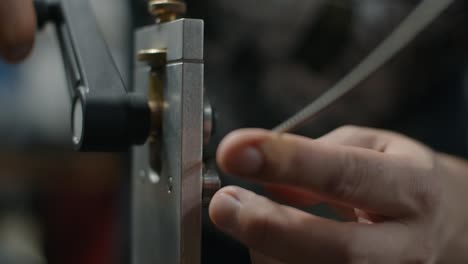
left=0, top=0, right=36, bottom=63
left=210, top=187, right=358, bottom=263
left=265, top=184, right=359, bottom=221
left=209, top=186, right=375, bottom=264
left=265, top=184, right=323, bottom=207
left=318, top=126, right=432, bottom=161
left=217, top=129, right=417, bottom=216
left=317, top=125, right=397, bottom=151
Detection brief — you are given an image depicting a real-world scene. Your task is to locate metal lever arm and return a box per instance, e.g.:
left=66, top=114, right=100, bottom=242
left=35, top=0, right=150, bottom=151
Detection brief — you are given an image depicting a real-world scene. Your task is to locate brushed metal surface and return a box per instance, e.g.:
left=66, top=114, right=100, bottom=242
left=131, top=19, right=204, bottom=264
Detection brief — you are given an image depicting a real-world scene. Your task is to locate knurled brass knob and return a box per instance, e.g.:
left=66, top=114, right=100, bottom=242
left=148, top=0, right=187, bottom=23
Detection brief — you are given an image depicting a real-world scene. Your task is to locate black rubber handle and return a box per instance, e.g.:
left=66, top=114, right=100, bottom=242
left=34, top=1, right=61, bottom=29
left=33, top=0, right=151, bottom=152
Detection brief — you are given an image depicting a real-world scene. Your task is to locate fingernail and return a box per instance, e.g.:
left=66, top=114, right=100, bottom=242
left=229, top=146, right=264, bottom=175
left=211, top=192, right=241, bottom=233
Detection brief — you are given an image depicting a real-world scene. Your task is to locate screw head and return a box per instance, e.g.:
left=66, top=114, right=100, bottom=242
left=148, top=0, right=187, bottom=23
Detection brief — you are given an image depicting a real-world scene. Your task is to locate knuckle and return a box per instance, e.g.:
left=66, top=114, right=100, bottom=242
left=410, top=177, right=441, bottom=214
left=333, top=125, right=362, bottom=138
left=407, top=160, right=442, bottom=214
left=323, top=152, right=367, bottom=200
left=338, top=125, right=361, bottom=133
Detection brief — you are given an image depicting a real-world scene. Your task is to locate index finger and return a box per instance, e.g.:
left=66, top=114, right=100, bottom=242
left=0, top=0, right=36, bottom=63
left=217, top=129, right=418, bottom=217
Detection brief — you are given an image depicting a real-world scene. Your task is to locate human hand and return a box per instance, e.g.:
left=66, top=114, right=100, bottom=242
left=210, top=126, right=468, bottom=263
left=0, top=0, right=36, bottom=63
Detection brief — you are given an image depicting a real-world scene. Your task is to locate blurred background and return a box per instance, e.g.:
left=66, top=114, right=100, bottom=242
left=0, top=0, right=467, bottom=263
left=0, top=0, right=131, bottom=263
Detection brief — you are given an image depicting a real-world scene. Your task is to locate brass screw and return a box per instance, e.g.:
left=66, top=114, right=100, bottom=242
left=137, top=48, right=167, bottom=68
left=148, top=0, right=187, bottom=23
left=137, top=48, right=168, bottom=174
left=137, top=49, right=166, bottom=134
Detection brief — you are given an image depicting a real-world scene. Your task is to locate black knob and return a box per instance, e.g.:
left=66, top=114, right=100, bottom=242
left=34, top=0, right=152, bottom=152
left=34, top=1, right=62, bottom=29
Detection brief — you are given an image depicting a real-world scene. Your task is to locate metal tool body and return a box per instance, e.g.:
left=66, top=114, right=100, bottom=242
left=36, top=0, right=218, bottom=263
left=131, top=3, right=209, bottom=264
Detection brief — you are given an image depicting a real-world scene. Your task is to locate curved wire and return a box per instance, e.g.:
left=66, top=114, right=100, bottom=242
left=274, top=0, right=454, bottom=133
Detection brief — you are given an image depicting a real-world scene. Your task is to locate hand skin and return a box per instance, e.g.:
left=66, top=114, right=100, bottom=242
left=0, top=0, right=36, bottom=63
left=209, top=126, right=468, bottom=264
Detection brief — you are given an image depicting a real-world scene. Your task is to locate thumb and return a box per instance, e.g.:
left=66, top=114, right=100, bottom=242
left=0, top=0, right=36, bottom=63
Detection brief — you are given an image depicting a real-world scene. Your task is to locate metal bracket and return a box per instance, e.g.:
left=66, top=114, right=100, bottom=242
left=131, top=19, right=205, bottom=264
